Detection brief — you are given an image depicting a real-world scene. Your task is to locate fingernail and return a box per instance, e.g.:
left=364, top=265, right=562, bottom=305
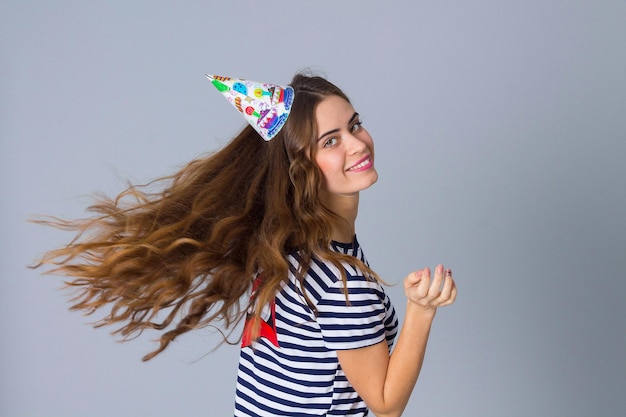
left=437, top=264, right=444, bottom=274
left=446, top=268, right=452, bottom=276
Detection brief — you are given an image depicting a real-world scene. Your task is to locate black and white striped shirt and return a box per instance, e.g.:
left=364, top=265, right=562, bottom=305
left=235, top=237, right=398, bottom=416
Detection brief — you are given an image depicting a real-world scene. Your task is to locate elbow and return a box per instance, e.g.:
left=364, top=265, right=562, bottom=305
left=371, top=411, right=402, bottom=417
left=368, top=403, right=405, bottom=417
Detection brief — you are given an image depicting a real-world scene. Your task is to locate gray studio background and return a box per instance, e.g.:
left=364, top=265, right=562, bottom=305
left=2, top=1, right=625, bottom=416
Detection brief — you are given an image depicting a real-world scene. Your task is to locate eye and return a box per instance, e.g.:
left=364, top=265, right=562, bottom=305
left=323, top=137, right=338, bottom=148
left=351, top=120, right=364, bottom=133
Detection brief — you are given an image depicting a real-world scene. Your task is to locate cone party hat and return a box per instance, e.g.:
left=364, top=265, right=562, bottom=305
left=206, top=74, right=294, bottom=141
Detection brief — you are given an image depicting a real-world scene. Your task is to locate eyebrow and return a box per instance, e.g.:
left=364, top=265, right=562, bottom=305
left=317, top=112, right=360, bottom=142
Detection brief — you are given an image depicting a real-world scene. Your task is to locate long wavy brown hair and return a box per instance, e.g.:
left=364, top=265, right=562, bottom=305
left=33, top=73, right=379, bottom=361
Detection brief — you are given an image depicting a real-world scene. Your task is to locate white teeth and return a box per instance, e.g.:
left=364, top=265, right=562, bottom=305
left=348, top=157, right=370, bottom=171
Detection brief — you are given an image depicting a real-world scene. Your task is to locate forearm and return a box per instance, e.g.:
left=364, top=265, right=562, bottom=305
left=378, top=303, right=435, bottom=417
left=338, top=266, right=456, bottom=417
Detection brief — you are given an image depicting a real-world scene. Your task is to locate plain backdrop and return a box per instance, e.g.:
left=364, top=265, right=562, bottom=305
left=1, top=1, right=625, bottom=416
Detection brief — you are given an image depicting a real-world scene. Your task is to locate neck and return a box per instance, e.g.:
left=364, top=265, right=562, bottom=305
left=321, top=192, right=359, bottom=243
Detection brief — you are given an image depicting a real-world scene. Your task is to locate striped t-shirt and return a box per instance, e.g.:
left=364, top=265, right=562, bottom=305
left=234, top=238, right=399, bottom=416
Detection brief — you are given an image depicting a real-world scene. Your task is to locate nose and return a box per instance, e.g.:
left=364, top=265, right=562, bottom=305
left=345, top=132, right=367, bottom=154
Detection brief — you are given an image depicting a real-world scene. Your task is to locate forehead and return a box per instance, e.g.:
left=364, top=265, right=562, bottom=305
left=314, top=95, right=355, bottom=130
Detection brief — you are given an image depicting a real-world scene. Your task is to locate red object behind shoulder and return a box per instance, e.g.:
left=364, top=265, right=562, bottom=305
left=241, top=275, right=279, bottom=348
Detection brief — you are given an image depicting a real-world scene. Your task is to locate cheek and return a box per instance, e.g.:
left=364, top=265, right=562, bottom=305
left=314, top=153, right=342, bottom=180
left=363, top=132, right=375, bottom=153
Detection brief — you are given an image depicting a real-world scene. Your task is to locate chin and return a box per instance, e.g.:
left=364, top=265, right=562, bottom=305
left=355, top=176, right=378, bottom=193
left=364, top=170, right=379, bottom=188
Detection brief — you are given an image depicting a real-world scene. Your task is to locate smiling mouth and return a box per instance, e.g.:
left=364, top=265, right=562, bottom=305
left=346, top=156, right=372, bottom=171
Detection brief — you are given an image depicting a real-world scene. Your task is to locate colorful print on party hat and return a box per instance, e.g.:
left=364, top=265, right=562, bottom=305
left=206, top=74, right=294, bottom=141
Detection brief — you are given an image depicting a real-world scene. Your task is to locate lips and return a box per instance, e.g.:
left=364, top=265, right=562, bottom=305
left=346, top=155, right=373, bottom=172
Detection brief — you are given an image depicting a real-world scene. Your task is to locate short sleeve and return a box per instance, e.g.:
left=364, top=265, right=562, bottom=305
left=316, top=273, right=387, bottom=351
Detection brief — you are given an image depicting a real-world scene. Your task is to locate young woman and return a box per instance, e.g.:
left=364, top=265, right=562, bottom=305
left=35, top=72, right=457, bottom=417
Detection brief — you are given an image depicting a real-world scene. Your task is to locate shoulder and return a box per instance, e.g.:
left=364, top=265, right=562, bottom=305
left=285, top=251, right=340, bottom=294
left=286, top=250, right=382, bottom=306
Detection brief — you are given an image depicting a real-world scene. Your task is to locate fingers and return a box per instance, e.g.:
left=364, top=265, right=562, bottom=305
left=431, top=264, right=445, bottom=294
left=404, top=268, right=431, bottom=299
left=436, top=268, right=457, bottom=306
left=404, top=269, right=422, bottom=287
left=416, top=268, right=431, bottom=297
left=404, top=264, right=457, bottom=308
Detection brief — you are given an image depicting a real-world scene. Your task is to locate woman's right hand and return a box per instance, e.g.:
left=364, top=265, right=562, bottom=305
left=403, top=264, right=457, bottom=315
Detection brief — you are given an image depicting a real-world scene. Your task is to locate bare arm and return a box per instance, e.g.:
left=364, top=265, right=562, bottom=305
left=337, top=264, right=456, bottom=417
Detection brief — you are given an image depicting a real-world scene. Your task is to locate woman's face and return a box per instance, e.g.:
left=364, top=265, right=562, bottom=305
left=313, top=95, right=378, bottom=198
